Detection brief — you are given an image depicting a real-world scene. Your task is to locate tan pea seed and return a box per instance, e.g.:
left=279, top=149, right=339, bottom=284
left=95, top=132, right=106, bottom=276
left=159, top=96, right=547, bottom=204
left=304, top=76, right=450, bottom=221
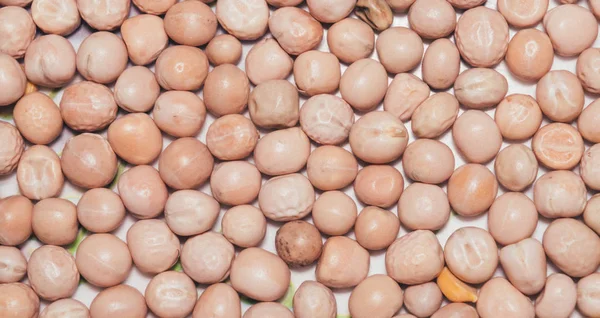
left=327, top=18, right=375, bottom=64
left=158, top=137, right=214, bottom=190
left=76, top=0, right=130, bottom=31
left=17, top=145, right=64, bottom=201
left=89, top=285, right=147, bottom=318
left=532, top=123, right=584, bottom=170
left=421, top=38, right=460, bottom=90
left=206, top=34, right=243, bottom=66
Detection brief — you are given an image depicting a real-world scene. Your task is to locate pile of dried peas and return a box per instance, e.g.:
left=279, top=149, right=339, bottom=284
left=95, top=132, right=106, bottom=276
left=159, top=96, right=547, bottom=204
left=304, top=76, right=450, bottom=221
left=1, top=0, right=600, bottom=316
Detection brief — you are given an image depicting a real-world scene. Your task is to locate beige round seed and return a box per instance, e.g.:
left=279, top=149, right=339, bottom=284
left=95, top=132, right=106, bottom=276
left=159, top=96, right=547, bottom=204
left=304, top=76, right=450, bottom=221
left=402, top=139, right=455, bottom=184
left=355, top=206, right=400, bottom=250
left=534, top=170, right=587, bottom=219
left=408, top=0, right=456, bottom=39
left=259, top=173, right=315, bottom=221
left=0, top=246, right=26, bottom=283
left=384, top=73, right=430, bottom=121
left=349, top=275, right=404, bottom=318
left=132, top=0, right=175, bottom=14
left=376, top=27, right=424, bottom=73
left=455, top=6, right=509, bottom=67
left=269, top=7, right=323, bottom=55
left=0, top=283, right=39, bottom=318
left=76, top=0, right=130, bottom=31
left=497, top=0, right=548, bottom=28
left=24, top=35, right=76, bottom=88
left=13, top=92, right=63, bottom=145
left=398, top=183, right=450, bottom=231
left=77, top=188, right=125, bottom=233
left=230, top=247, right=291, bottom=301
left=152, top=91, right=207, bottom=138
left=163, top=0, right=217, bottom=46
left=27, top=245, right=79, bottom=301
left=192, top=283, right=241, bottom=318
left=448, top=164, right=498, bottom=217
left=354, top=165, right=404, bottom=208
left=254, top=127, right=310, bottom=176
left=60, top=81, right=117, bottom=132
left=445, top=227, right=498, bottom=284
left=307, top=0, right=356, bottom=23
left=248, top=80, right=299, bottom=129
left=312, top=191, right=358, bottom=236
left=578, top=99, right=600, bottom=143
left=60, top=133, right=117, bottom=189
left=205, top=34, right=243, bottom=66
left=118, top=165, right=168, bottom=219
left=477, top=277, right=535, bottom=317
left=0, top=196, right=33, bottom=246
left=543, top=4, right=598, bottom=57
left=505, top=28, right=554, bottom=82
left=211, top=161, right=262, bottom=206
left=421, top=38, right=460, bottom=90
left=31, top=0, right=80, bottom=36
left=216, top=0, right=269, bottom=40
left=340, top=58, right=388, bottom=112
left=76, top=31, right=128, bottom=84
left=404, top=282, right=443, bottom=317
left=532, top=123, right=584, bottom=170
left=164, top=190, right=220, bottom=237
left=536, top=70, right=584, bottom=123
left=108, top=113, right=163, bottom=165
left=89, top=285, right=147, bottom=318
left=494, top=144, right=538, bottom=192
left=454, top=68, right=508, bottom=109
left=222, top=205, right=267, bottom=248
left=245, top=38, right=293, bottom=85
left=17, top=145, right=63, bottom=201
left=577, top=273, right=600, bottom=318
left=293, top=281, right=336, bottom=318
left=327, top=18, right=375, bottom=64
left=452, top=110, right=502, bottom=163
left=499, top=238, right=547, bottom=295
left=155, top=45, right=209, bottom=91
left=120, top=14, right=168, bottom=65
left=489, top=192, right=538, bottom=246
left=40, top=299, right=89, bottom=318
left=32, top=198, right=78, bottom=246
left=181, top=232, right=234, bottom=284
left=307, top=145, right=358, bottom=191
left=159, top=137, right=214, bottom=190
left=300, top=94, right=354, bottom=145
left=317, top=236, right=370, bottom=288
left=494, top=94, right=543, bottom=140
left=386, top=230, right=444, bottom=285
left=127, top=219, right=180, bottom=274
left=543, top=218, right=600, bottom=277
left=535, top=273, right=577, bottom=318
left=0, top=6, right=35, bottom=59
left=114, top=66, right=160, bottom=113
left=411, top=92, right=459, bottom=139
left=145, top=271, right=197, bottom=318
left=293, top=50, right=341, bottom=96
left=577, top=48, right=600, bottom=94
left=349, top=111, right=409, bottom=164
left=75, top=233, right=132, bottom=287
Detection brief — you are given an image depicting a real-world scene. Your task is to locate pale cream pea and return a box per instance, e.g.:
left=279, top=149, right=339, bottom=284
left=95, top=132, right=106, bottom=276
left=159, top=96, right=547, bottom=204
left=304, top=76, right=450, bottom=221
left=210, top=161, right=262, bottom=206
left=355, top=206, right=400, bottom=250
left=349, top=111, right=409, bottom=164
left=114, top=66, right=161, bottom=113
left=77, top=188, right=125, bottom=233
left=24, top=35, right=76, bottom=88
left=402, top=139, right=455, bottom=184
left=158, top=137, right=214, bottom=190
left=17, top=145, right=64, bottom=200
left=206, top=34, right=243, bottom=66
left=312, top=191, right=358, bottom=236
left=398, top=183, right=450, bottom=231
left=163, top=0, right=217, bottom=47
left=0, top=7, right=35, bottom=59
left=0, top=246, right=26, bottom=283
left=376, top=27, right=423, bottom=74
left=126, top=219, right=180, bottom=274
left=444, top=227, right=498, bottom=284
left=75, top=233, right=132, bottom=287
left=354, top=165, right=404, bottom=208
left=89, top=284, right=147, bottom=318
left=384, top=73, right=430, bottom=121
left=454, top=68, right=508, bottom=109
left=535, top=273, right=577, bottom=318
left=192, top=283, right=241, bottom=318
left=13, top=92, right=63, bottom=145
left=447, top=164, right=498, bottom=217
left=411, top=92, right=459, bottom=139
left=307, top=145, right=358, bottom=191
left=164, top=190, right=220, bottom=237
left=327, top=18, right=375, bottom=64
left=152, top=91, right=207, bottom=138
left=145, top=271, right=197, bottom=318
left=316, top=236, right=370, bottom=288
left=499, top=238, right=547, bottom=295
left=27, top=245, right=79, bottom=301
left=60, top=81, right=117, bottom=132
left=269, top=7, right=323, bottom=55
left=76, top=31, right=128, bottom=84
left=349, top=275, right=404, bottom=318
left=452, top=110, right=503, bottom=163
left=248, top=80, right=299, bottom=129
left=300, top=94, right=355, bottom=145
left=230, top=247, right=291, bottom=301
left=258, top=173, right=315, bottom=221
left=488, top=192, right=538, bottom=246
left=203, top=64, right=250, bottom=116
left=222, top=205, right=267, bottom=248
left=421, top=38, right=461, bottom=90
left=455, top=6, right=509, bottom=67
left=0, top=195, right=33, bottom=246
left=181, top=232, right=234, bottom=284
left=118, top=165, right=168, bottom=219
left=253, top=127, right=310, bottom=176
left=120, top=14, right=168, bottom=66
left=293, top=50, right=341, bottom=96
left=245, top=38, right=293, bottom=85
left=386, top=230, right=444, bottom=285
left=206, top=114, right=258, bottom=161
left=32, top=198, right=78, bottom=246
left=108, top=113, right=163, bottom=165
left=404, top=282, right=443, bottom=317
